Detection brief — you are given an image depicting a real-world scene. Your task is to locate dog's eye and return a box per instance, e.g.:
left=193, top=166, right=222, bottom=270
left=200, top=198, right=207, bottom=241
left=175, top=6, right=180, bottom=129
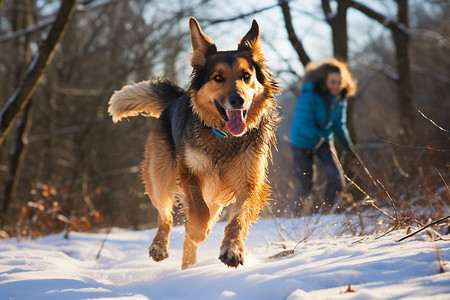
left=213, top=75, right=224, bottom=82
left=242, top=72, right=251, bottom=81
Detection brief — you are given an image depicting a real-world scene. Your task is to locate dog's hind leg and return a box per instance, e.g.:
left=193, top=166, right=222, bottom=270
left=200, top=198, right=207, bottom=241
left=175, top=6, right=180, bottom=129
left=150, top=210, right=173, bottom=261
left=142, top=123, right=177, bottom=262
left=182, top=235, right=198, bottom=269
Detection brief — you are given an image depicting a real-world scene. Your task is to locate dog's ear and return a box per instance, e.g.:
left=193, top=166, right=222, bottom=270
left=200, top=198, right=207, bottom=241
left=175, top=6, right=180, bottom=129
left=189, top=17, right=217, bottom=68
left=238, top=20, right=264, bottom=64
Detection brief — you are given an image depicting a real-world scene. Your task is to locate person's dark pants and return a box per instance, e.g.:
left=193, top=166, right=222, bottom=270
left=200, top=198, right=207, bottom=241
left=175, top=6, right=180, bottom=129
left=291, top=141, right=344, bottom=216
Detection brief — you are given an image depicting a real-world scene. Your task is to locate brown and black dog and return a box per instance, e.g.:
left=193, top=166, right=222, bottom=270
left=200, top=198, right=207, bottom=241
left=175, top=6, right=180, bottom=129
left=108, top=17, right=280, bottom=269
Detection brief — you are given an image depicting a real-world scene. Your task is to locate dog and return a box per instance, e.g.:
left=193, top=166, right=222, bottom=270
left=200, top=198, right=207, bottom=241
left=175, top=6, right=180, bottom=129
left=108, top=17, right=280, bottom=269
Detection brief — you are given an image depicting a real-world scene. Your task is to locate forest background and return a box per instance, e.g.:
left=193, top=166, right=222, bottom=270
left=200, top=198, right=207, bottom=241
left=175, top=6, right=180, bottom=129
left=0, top=0, right=448, bottom=239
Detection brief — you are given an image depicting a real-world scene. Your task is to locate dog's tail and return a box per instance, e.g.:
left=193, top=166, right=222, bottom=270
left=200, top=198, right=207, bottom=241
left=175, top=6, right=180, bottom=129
left=108, top=78, right=185, bottom=123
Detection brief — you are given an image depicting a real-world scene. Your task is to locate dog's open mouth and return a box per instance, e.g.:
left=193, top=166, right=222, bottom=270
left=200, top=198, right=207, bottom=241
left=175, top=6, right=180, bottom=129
left=214, top=101, right=247, bottom=136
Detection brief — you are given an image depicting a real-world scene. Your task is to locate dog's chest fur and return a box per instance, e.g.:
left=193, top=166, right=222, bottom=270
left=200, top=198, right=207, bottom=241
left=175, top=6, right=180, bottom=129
left=185, top=145, right=212, bottom=172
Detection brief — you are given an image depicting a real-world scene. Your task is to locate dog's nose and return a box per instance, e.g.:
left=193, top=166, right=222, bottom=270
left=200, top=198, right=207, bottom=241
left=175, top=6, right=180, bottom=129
left=229, top=94, right=244, bottom=109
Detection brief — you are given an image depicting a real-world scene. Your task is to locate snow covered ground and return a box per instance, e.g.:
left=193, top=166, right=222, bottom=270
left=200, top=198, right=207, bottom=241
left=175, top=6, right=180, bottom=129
left=1, top=215, right=449, bottom=300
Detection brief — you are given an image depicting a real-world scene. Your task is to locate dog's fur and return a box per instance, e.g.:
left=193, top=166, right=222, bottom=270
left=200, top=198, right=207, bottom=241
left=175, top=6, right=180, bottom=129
left=108, top=17, right=280, bottom=269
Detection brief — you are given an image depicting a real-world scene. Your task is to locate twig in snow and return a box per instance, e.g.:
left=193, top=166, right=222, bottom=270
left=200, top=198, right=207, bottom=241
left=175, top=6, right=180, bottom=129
left=351, top=236, right=369, bottom=244
left=96, top=227, right=112, bottom=260
left=266, top=236, right=308, bottom=260
left=397, top=215, right=450, bottom=242
left=428, top=229, right=445, bottom=273
left=348, top=148, right=400, bottom=238
left=435, top=167, right=450, bottom=196
left=435, top=167, right=450, bottom=211
left=331, top=150, right=397, bottom=224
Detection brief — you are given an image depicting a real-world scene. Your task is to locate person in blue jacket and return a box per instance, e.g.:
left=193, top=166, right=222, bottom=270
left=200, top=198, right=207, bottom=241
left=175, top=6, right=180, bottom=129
left=290, top=59, right=357, bottom=216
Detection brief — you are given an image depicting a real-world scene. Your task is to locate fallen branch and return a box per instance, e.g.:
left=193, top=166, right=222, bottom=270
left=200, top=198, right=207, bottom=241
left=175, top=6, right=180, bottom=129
left=397, top=215, right=450, bottom=242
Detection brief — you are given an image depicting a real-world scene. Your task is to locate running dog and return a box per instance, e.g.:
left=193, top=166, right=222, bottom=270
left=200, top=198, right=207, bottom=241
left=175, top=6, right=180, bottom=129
left=108, top=17, right=280, bottom=269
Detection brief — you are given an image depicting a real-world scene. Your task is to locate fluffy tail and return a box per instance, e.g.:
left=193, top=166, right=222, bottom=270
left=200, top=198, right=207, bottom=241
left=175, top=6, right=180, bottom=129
left=108, top=78, right=185, bottom=123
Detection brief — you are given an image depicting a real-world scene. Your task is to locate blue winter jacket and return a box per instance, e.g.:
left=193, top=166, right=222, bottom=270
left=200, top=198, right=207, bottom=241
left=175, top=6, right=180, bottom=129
left=290, top=82, right=353, bottom=150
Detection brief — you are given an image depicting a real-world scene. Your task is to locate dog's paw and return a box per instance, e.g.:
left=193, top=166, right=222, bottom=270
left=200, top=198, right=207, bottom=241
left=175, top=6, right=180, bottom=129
left=149, top=243, right=169, bottom=262
left=218, top=242, right=245, bottom=268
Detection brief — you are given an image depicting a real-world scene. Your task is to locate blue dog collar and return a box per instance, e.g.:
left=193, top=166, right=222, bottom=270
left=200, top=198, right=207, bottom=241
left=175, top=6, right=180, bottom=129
left=211, top=128, right=227, bottom=138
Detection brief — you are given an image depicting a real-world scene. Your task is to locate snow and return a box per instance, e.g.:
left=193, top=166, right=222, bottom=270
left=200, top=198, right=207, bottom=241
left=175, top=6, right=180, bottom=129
left=1, top=216, right=449, bottom=300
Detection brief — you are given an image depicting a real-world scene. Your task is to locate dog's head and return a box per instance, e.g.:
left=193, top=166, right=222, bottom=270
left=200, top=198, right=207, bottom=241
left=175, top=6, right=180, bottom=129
left=188, top=17, right=280, bottom=137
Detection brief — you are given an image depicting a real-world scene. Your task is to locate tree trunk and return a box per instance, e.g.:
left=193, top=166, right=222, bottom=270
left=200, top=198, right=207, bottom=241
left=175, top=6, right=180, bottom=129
left=333, top=2, right=349, bottom=61
left=0, top=0, right=77, bottom=146
left=322, top=0, right=349, bottom=62
left=347, top=0, right=416, bottom=143
left=393, top=0, right=415, bottom=144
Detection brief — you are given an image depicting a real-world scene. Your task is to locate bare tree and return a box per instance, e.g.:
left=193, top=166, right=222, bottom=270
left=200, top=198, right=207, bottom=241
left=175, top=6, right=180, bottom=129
left=0, top=0, right=76, bottom=146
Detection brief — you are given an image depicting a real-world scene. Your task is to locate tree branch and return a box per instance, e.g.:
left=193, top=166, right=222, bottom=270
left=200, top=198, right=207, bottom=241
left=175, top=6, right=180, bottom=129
left=0, top=0, right=77, bottom=145
left=197, top=4, right=279, bottom=24
left=0, top=0, right=120, bottom=43
left=0, top=17, right=54, bottom=43
left=374, top=136, right=449, bottom=152
left=345, top=0, right=408, bottom=35
left=416, top=107, right=449, bottom=133
left=278, top=0, right=311, bottom=68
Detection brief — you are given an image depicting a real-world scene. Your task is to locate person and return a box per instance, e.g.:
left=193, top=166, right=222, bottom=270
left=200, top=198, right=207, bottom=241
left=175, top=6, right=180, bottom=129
left=290, top=58, right=357, bottom=216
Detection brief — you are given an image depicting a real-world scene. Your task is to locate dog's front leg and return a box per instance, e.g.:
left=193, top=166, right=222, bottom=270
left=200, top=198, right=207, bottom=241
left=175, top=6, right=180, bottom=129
left=219, top=183, right=269, bottom=268
left=178, top=161, right=211, bottom=269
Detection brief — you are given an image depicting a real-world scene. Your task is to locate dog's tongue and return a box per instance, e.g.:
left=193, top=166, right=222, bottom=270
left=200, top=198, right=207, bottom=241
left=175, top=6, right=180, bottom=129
left=226, top=110, right=246, bottom=136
